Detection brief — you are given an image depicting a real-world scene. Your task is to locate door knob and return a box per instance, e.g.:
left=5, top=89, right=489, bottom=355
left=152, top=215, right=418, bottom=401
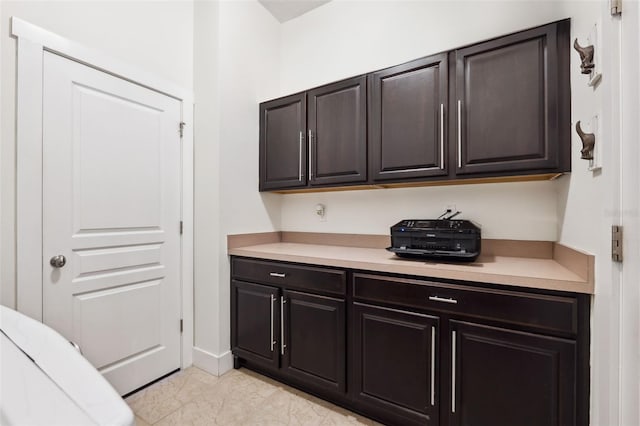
left=50, top=255, right=66, bottom=268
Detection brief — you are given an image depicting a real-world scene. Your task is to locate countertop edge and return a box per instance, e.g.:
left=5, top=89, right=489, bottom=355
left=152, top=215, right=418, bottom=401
left=227, top=244, right=594, bottom=295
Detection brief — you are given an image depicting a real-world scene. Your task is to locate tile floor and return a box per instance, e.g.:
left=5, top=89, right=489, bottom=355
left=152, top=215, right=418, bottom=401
left=125, top=367, right=381, bottom=425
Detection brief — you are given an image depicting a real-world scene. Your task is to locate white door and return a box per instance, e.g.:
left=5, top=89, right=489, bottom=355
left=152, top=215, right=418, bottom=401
left=42, top=51, right=182, bottom=395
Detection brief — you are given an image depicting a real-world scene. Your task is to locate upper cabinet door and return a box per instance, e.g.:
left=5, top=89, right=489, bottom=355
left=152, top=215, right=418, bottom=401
left=259, top=93, right=307, bottom=191
left=308, top=76, right=367, bottom=186
left=369, top=54, right=449, bottom=181
left=454, top=20, right=570, bottom=176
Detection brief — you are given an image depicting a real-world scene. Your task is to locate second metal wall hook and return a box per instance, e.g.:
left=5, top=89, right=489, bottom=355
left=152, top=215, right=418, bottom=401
left=573, top=39, right=595, bottom=75
left=575, top=121, right=595, bottom=161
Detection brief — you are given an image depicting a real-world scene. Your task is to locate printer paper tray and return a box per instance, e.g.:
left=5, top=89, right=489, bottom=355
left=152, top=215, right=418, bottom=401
left=386, top=247, right=479, bottom=262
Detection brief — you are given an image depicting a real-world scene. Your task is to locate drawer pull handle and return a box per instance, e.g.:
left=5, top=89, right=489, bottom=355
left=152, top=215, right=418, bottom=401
left=429, top=296, right=458, bottom=304
left=430, top=326, right=436, bottom=406
left=270, top=272, right=287, bottom=278
left=452, top=330, right=457, bottom=413
left=280, top=296, right=286, bottom=355
left=298, top=131, right=304, bottom=181
left=270, top=295, right=276, bottom=352
left=440, top=103, right=445, bottom=169
left=457, top=100, right=462, bottom=168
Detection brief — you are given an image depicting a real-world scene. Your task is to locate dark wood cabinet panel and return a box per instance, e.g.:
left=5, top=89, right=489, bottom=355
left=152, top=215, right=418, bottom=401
left=258, top=20, right=570, bottom=192
left=231, top=280, right=279, bottom=369
left=353, top=273, right=579, bottom=336
left=449, top=320, right=576, bottom=426
left=259, top=93, right=307, bottom=191
left=282, top=290, right=346, bottom=393
left=308, top=76, right=367, bottom=186
left=370, top=54, right=449, bottom=181
left=232, top=257, right=346, bottom=296
left=454, top=20, right=570, bottom=175
left=352, top=302, right=439, bottom=425
left=230, top=260, right=347, bottom=398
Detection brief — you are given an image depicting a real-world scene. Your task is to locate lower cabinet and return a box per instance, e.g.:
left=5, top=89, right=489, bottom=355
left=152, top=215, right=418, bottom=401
left=450, top=321, right=576, bottom=426
left=282, top=289, right=346, bottom=393
left=230, top=259, right=347, bottom=397
left=352, top=302, right=439, bottom=426
left=230, top=257, right=589, bottom=426
left=231, top=280, right=279, bottom=369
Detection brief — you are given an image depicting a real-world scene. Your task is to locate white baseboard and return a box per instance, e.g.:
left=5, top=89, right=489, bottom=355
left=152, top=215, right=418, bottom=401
left=218, top=350, right=234, bottom=375
left=192, top=347, right=234, bottom=376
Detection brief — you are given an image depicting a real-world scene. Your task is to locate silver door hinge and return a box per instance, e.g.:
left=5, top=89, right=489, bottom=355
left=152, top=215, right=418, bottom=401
left=610, top=0, right=622, bottom=15
left=180, top=221, right=183, bottom=235
left=612, top=225, right=623, bottom=262
left=179, top=122, right=186, bottom=138
left=180, top=319, right=183, bottom=333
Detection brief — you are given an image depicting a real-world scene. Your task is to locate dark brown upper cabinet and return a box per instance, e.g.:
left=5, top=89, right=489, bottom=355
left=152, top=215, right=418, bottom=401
left=453, top=20, right=570, bottom=176
left=259, top=93, right=307, bottom=191
left=258, top=19, right=571, bottom=192
left=369, top=53, right=449, bottom=181
left=308, top=76, right=367, bottom=186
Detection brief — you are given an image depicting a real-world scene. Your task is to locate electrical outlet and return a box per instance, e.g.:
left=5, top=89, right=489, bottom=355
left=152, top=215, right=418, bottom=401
left=315, top=204, right=327, bottom=222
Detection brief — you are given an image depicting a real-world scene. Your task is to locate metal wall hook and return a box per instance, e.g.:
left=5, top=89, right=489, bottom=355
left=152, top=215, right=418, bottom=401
left=573, top=39, right=595, bottom=75
left=576, top=121, right=595, bottom=160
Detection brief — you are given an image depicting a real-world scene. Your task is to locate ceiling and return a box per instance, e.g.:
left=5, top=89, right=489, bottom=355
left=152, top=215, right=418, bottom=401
left=258, top=0, right=332, bottom=23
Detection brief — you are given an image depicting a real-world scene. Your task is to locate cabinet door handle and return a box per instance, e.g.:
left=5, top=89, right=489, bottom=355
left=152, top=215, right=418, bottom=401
left=270, top=295, right=276, bottom=352
left=280, top=296, right=286, bottom=355
left=308, top=129, right=313, bottom=180
left=457, top=100, right=462, bottom=168
left=431, top=326, right=436, bottom=406
left=429, top=296, right=458, bottom=304
left=269, top=272, right=286, bottom=278
left=298, top=131, right=303, bottom=181
left=440, top=104, right=445, bottom=169
left=451, top=330, right=457, bottom=414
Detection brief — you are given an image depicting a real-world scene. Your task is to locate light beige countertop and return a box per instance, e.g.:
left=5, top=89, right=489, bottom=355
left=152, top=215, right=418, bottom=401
left=227, top=232, right=595, bottom=294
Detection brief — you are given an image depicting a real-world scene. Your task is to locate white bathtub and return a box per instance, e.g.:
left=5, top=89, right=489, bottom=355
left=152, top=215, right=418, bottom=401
left=0, top=305, right=134, bottom=426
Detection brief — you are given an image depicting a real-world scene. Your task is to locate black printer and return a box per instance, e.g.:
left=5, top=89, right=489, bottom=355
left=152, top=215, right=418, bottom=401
left=387, top=216, right=481, bottom=262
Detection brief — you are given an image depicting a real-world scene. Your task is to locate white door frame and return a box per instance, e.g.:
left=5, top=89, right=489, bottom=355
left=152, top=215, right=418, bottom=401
left=11, top=17, right=194, bottom=369
left=620, top=2, right=640, bottom=425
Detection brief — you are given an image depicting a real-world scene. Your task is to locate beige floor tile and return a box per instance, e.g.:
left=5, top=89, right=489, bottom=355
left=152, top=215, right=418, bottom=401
left=243, top=388, right=331, bottom=426
left=126, top=367, right=378, bottom=426
left=134, top=415, right=151, bottom=426
left=154, top=395, right=250, bottom=426
left=129, top=395, right=182, bottom=425
left=126, top=368, right=211, bottom=423
left=319, top=407, right=381, bottom=426
left=174, top=373, right=220, bottom=404
left=125, top=369, right=190, bottom=405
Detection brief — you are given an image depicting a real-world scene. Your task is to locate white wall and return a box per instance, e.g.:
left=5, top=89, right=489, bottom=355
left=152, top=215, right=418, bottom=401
left=556, top=3, right=621, bottom=426
left=281, top=181, right=557, bottom=240
left=208, top=1, right=280, bottom=366
left=193, top=0, right=223, bottom=370
left=618, top=3, right=640, bottom=423
left=0, top=1, right=194, bottom=308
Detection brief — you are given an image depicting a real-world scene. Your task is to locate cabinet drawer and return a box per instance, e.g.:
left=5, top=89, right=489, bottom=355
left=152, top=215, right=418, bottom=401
left=353, top=273, right=578, bottom=335
left=232, top=257, right=346, bottom=296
